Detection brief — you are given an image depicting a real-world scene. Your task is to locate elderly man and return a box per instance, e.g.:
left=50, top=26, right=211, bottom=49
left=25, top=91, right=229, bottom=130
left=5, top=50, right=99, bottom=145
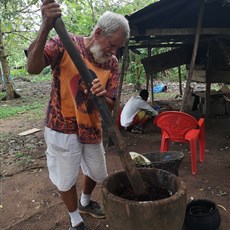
left=26, top=0, right=130, bottom=229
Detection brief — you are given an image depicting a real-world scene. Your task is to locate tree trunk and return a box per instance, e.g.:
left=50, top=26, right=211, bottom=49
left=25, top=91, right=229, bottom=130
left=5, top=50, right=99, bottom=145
left=0, top=20, right=20, bottom=100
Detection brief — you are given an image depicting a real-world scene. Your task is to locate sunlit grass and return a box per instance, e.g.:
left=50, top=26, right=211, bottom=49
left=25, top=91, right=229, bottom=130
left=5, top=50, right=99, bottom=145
left=0, top=102, right=45, bottom=119
left=15, top=152, right=32, bottom=165
left=0, top=91, right=5, bottom=99
left=11, top=68, right=52, bottom=83
left=30, top=74, right=52, bottom=83
left=153, top=92, right=181, bottom=101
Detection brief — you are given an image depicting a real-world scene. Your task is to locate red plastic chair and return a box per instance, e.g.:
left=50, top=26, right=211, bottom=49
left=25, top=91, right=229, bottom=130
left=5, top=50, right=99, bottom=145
left=154, top=111, right=205, bottom=175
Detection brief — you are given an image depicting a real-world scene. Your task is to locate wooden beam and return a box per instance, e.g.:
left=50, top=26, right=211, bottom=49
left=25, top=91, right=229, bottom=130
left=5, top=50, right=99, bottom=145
left=207, top=70, right=230, bottom=83
left=131, top=28, right=230, bottom=36
left=128, top=35, right=229, bottom=48
left=141, top=46, right=191, bottom=74
left=181, top=1, right=205, bottom=112
left=129, top=44, right=183, bottom=49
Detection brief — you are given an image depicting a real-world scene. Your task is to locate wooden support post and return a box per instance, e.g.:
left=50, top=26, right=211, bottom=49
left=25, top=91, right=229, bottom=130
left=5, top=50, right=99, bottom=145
left=178, top=66, right=183, bottom=95
left=114, top=41, right=129, bottom=119
left=181, top=1, right=205, bottom=112
left=146, top=74, right=150, bottom=92
left=205, top=78, right=211, bottom=116
left=146, top=47, right=154, bottom=105
left=151, top=74, right=154, bottom=106
left=205, top=43, right=212, bottom=117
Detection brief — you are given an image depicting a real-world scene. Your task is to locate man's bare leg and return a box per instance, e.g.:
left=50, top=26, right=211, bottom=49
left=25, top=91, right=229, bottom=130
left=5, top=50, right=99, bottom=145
left=60, top=185, right=83, bottom=227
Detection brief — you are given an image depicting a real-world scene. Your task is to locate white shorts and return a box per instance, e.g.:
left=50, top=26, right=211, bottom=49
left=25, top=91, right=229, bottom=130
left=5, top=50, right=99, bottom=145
left=44, top=127, right=108, bottom=192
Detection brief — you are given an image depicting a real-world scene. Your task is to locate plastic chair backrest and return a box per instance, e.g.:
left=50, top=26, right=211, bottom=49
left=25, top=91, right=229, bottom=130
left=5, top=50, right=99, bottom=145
left=154, top=111, right=199, bottom=141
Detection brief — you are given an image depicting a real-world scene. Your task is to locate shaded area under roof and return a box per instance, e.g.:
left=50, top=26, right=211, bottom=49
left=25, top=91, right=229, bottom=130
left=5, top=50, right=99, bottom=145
left=121, top=0, right=230, bottom=117
left=126, top=0, right=230, bottom=47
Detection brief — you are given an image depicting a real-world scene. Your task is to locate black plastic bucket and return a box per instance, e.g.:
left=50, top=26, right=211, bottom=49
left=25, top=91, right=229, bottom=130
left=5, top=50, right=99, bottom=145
left=184, top=199, right=221, bottom=230
left=135, top=151, right=184, bottom=176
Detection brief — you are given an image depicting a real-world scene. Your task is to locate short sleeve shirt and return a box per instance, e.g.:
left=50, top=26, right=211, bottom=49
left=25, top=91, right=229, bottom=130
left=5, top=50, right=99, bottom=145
left=44, top=34, right=119, bottom=144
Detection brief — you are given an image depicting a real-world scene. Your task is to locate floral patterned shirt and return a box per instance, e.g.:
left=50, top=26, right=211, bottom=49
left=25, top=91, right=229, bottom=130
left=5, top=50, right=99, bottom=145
left=43, top=34, right=119, bottom=144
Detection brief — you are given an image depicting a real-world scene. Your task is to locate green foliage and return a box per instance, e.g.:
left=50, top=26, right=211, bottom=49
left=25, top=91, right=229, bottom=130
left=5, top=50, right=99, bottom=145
left=0, top=91, right=5, bottom=99
left=29, top=67, right=53, bottom=81
left=15, top=152, right=30, bottom=159
left=61, top=0, right=159, bottom=35
left=1, top=0, right=159, bottom=84
left=1, top=0, right=158, bottom=65
left=31, top=75, right=51, bottom=83
left=1, top=0, right=40, bottom=66
left=117, top=0, right=159, bottom=15
left=10, top=68, right=29, bottom=78
left=0, top=102, right=44, bottom=119
left=15, top=152, right=32, bottom=165
left=62, top=0, right=95, bottom=35
left=125, top=50, right=145, bottom=86
left=10, top=68, right=51, bottom=81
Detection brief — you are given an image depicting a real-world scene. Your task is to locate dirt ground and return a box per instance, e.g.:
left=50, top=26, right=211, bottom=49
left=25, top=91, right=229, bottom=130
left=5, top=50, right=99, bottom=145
left=0, top=79, right=230, bottom=230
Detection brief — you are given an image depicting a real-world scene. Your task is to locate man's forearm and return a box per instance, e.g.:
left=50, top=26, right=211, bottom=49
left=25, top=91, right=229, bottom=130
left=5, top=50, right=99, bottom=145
left=27, top=26, right=50, bottom=74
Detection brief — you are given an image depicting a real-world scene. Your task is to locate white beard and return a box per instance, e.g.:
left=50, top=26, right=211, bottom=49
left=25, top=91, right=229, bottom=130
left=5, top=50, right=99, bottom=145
left=90, top=43, right=110, bottom=64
